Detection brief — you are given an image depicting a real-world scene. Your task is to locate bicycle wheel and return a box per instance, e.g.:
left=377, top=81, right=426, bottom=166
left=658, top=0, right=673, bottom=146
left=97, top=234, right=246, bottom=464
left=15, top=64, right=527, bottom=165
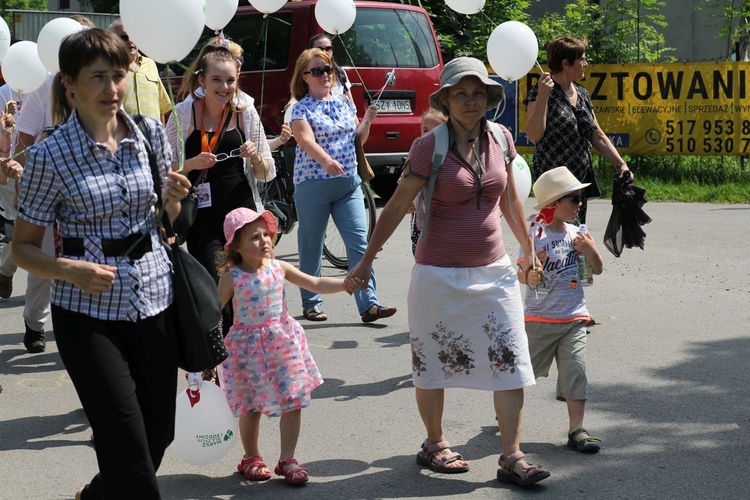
left=323, top=182, right=377, bottom=270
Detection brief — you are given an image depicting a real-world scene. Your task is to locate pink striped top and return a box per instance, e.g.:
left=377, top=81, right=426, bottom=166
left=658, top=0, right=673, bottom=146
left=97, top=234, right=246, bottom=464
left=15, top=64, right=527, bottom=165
left=409, top=122, right=516, bottom=268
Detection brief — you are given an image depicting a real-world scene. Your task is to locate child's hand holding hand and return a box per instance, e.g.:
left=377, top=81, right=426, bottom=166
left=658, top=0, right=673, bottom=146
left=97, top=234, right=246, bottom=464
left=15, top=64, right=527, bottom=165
left=344, top=275, right=362, bottom=295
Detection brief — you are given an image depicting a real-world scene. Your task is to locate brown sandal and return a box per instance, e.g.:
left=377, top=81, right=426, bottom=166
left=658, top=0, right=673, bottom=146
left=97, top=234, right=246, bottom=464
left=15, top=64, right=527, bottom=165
left=497, top=451, right=550, bottom=486
left=416, top=439, right=469, bottom=473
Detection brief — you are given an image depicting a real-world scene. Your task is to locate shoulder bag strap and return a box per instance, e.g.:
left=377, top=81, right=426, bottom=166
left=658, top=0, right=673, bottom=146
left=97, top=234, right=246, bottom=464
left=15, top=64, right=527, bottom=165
left=133, top=114, right=175, bottom=238
left=419, top=122, right=449, bottom=240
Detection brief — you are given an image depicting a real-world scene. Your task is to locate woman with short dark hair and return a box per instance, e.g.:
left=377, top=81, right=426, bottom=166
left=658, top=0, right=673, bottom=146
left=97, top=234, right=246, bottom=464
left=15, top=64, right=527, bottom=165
left=11, top=28, right=191, bottom=499
left=524, top=36, right=630, bottom=223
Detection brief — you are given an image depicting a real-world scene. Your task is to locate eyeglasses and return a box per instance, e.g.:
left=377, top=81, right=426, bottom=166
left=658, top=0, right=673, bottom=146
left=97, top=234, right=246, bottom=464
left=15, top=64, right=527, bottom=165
left=119, top=33, right=130, bottom=42
left=303, top=65, right=334, bottom=77
left=215, top=148, right=241, bottom=162
left=560, top=194, right=583, bottom=204
left=317, top=46, right=333, bottom=53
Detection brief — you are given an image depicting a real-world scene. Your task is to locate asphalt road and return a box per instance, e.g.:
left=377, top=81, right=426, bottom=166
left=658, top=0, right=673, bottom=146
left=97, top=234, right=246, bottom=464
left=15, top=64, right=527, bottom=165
left=1, top=199, right=749, bottom=500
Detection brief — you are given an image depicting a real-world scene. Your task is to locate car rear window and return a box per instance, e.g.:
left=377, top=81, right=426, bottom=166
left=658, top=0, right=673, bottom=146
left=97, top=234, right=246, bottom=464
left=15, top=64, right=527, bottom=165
left=333, top=8, right=439, bottom=69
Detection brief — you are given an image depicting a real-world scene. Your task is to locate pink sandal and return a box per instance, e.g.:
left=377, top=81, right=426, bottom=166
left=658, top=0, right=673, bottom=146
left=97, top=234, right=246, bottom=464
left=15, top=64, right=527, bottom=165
left=237, top=456, right=272, bottom=481
left=274, top=458, right=309, bottom=485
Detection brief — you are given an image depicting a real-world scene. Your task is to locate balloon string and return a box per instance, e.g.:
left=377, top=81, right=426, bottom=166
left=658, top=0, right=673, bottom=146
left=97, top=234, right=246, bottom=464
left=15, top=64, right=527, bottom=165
left=535, top=60, right=545, bottom=73
left=111, top=62, right=182, bottom=266
left=257, top=15, right=270, bottom=141
left=336, top=34, right=373, bottom=102
left=370, top=69, right=395, bottom=106
left=164, top=63, right=186, bottom=172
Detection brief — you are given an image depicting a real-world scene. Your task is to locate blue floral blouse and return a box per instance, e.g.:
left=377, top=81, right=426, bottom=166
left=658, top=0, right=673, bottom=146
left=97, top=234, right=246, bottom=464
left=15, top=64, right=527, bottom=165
left=291, top=93, right=357, bottom=186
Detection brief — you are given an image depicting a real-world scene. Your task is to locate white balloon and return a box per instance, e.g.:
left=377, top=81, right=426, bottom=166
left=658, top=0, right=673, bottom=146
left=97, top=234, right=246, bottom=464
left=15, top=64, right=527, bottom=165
left=487, top=21, right=539, bottom=82
left=120, top=0, right=206, bottom=64
left=37, top=18, right=87, bottom=74
left=250, top=0, right=286, bottom=14
left=0, top=17, right=11, bottom=63
left=172, top=381, right=238, bottom=465
left=315, top=0, right=356, bottom=35
left=445, top=0, right=485, bottom=15
left=512, top=154, right=532, bottom=204
left=206, top=0, right=239, bottom=31
left=2, top=41, right=48, bottom=93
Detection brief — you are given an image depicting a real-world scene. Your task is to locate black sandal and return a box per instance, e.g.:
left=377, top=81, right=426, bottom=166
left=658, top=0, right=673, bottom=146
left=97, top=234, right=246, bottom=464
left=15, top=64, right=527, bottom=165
left=361, top=305, right=397, bottom=323
left=303, top=305, right=328, bottom=321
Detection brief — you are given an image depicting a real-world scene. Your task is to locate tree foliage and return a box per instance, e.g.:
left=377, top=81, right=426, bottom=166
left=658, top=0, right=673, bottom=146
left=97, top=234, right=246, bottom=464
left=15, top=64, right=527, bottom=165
left=418, top=0, right=530, bottom=62
left=530, top=0, right=673, bottom=64
left=414, top=0, right=672, bottom=65
left=703, top=0, right=750, bottom=61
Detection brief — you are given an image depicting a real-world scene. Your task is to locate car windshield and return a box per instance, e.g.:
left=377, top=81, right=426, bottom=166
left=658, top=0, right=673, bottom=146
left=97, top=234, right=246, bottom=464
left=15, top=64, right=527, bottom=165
left=334, top=8, right=439, bottom=68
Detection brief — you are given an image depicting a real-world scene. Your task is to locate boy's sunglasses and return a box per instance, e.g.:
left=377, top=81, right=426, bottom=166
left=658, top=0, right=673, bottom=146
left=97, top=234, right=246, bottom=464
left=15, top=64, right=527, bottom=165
left=560, top=194, right=583, bottom=204
left=304, top=65, right=333, bottom=77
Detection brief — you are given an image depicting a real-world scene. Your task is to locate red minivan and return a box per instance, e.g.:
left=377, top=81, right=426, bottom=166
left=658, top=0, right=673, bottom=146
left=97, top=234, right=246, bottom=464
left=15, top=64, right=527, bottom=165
left=204, top=0, right=443, bottom=198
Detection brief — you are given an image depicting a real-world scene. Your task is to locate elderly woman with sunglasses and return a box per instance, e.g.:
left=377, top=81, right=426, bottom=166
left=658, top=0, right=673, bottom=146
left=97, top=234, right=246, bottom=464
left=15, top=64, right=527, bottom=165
left=289, top=48, right=396, bottom=323
left=166, top=45, right=274, bottom=289
left=524, top=36, right=630, bottom=224
left=347, top=57, right=551, bottom=486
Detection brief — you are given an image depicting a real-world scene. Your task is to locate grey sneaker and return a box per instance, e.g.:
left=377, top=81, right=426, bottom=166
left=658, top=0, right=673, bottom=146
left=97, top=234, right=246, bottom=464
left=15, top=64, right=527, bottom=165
left=23, top=321, right=46, bottom=353
left=0, top=273, right=12, bottom=299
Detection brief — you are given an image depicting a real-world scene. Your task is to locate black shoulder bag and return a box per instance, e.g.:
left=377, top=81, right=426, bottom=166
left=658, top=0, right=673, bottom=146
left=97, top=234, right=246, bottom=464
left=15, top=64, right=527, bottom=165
left=135, top=116, right=228, bottom=373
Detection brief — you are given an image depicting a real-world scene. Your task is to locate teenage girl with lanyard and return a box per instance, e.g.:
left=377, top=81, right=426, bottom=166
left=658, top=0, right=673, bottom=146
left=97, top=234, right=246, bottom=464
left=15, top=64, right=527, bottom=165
left=166, top=47, right=274, bottom=283
left=166, top=46, right=274, bottom=335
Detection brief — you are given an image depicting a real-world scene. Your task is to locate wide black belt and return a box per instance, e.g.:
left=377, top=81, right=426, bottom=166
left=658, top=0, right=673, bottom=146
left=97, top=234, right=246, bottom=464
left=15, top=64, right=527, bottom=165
left=62, top=234, right=152, bottom=259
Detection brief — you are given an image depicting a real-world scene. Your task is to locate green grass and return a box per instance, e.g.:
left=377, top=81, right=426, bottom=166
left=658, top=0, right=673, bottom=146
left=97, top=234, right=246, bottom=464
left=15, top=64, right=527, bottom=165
left=589, top=155, right=750, bottom=203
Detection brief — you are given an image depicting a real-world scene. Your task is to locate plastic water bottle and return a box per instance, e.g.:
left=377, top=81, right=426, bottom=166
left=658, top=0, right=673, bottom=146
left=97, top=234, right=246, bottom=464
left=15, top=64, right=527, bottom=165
left=577, top=224, right=593, bottom=286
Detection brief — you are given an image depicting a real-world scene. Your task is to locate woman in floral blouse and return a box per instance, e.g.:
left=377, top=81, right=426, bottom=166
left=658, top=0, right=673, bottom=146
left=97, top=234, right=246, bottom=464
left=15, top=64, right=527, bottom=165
left=289, top=48, right=396, bottom=323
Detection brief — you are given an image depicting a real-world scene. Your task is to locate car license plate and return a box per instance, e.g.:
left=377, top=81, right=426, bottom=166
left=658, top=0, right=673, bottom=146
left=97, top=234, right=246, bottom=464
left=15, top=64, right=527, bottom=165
left=373, top=99, right=411, bottom=113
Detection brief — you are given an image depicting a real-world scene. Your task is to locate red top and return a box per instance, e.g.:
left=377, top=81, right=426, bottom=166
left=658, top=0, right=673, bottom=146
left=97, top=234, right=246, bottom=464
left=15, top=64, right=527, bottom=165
left=409, top=123, right=516, bottom=268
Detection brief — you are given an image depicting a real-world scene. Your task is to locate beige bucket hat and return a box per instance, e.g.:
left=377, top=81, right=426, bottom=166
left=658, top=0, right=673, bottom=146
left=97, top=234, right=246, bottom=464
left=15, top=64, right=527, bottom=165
left=532, top=166, right=591, bottom=211
left=429, top=57, right=504, bottom=111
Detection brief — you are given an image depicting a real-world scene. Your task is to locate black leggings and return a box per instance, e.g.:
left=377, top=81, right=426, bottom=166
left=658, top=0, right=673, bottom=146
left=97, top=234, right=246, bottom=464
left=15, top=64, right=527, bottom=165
left=53, top=305, right=177, bottom=500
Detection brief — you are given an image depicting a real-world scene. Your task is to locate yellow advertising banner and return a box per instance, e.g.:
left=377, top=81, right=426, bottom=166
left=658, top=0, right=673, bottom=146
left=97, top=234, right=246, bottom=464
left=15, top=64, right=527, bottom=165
left=515, top=61, right=750, bottom=156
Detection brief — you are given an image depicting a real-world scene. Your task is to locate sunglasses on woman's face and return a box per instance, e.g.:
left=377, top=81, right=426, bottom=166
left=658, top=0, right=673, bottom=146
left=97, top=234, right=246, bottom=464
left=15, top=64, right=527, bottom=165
left=317, top=46, right=333, bottom=53
left=560, top=194, right=583, bottom=204
left=304, top=65, right=333, bottom=77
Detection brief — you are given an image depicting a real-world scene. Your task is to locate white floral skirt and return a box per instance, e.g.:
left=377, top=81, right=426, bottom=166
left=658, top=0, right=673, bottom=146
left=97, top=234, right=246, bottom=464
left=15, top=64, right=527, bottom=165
left=408, top=255, right=536, bottom=391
